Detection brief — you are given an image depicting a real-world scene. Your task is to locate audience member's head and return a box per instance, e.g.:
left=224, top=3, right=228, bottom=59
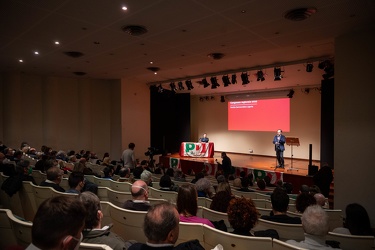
left=233, top=178, right=241, bottom=188
left=165, top=168, right=174, bottom=177
left=216, top=175, right=226, bottom=184
left=31, top=196, right=86, bottom=250
left=257, top=179, right=266, bottom=190
left=344, top=203, right=373, bottom=236
left=141, top=170, right=152, bottom=185
left=160, top=174, right=173, bottom=188
left=177, top=184, right=198, bottom=216
left=78, top=191, right=102, bottom=230
left=68, top=171, right=85, bottom=191
left=133, top=166, right=143, bottom=179
left=282, top=182, right=293, bottom=194
left=309, top=185, right=321, bottom=195
left=118, top=167, right=130, bottom=178
left=46, top=166, right=64, bottom=184
left=271, top=187, right=289, bottom=213
left=313, top=193, right=326, bottom=207
left=15, top=160, right=30, bottom=175
left=296, top=193, right=317, bottom=213
left=241, top=177, right=250, bottom=189
left=216, top=181, right=231, bottom=194
left=131, top=180, right=149, bottom=200
left=239, top=171, right=246, bottom=178
left=143, top=202, right=180, bottom=245
left=228, top=197, right=259, bottom=233
left=301, top=205, right=329, bottom=237
left=300, top=184, right=310, bottom=194
left=195, top=177, right=212, bottom=197
left=102, top=166, right=113, bottom=178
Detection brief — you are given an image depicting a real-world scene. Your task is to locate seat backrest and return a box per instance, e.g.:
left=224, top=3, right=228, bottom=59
left=257, top=207, right=273, bottom=216
left=108, top=202, right=147, bottom=243
left=32, top=182, right=55, bottom=208
left=3, top=208, right=33, bottom=248
left=202, top=224, right=273, bottom=250
left=99, top=201, right=112, bottom=226
left=148, top=198, right=168, bottom=206
left=93, top=176, right=111, bottom=187
left=79, top=242, right=113, bottom=250
left=197, top=197, right=212, bottom=208
left=110, top=180, right=132, bottom=192
left=97, top=186, right=109, bottom=201
left=177, top=222, right=204, bottom=246
left=201, top=207, right=231, bottom=231
left=60, top=177, right=70, bottom=190
left=31, top=170, right=46, bottom=185
left=20, top=181, right=38, bottom=221
left=272, top=238, right=309, bottom=250
left=107, top=188, right=132, bottom=207
left=255, top=192, right=271, bottom=199
left=148, top=187, right=178, bottom=203
left=253, top=218, right=304, bottom=241
left=326, top=232, right=375, bottom=250
left=252, top=199, right=269, bottom=209
left=325, top=209, right=343, bottom=231
left=232, top=189, right=257, bottom=199
left=0, top=209, right=18, bottom=249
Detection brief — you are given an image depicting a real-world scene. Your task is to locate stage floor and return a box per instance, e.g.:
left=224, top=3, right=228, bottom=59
left=168, top=152, right=320, bottom=177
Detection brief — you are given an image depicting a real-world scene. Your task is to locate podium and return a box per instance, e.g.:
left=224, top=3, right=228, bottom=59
left=179, top=142, right=214, bottom=158
left=286, top=137, right=300, bottom=171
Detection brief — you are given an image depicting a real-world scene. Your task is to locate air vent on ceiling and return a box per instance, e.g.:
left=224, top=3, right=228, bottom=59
left=207, top=53, right=225, bottom=60
left=284, top=8, right=317, bottom=21
left=122, top=25, right=148, bottom=36
left=73, top=71, right=87, bottom=76
left=63, top=51, right=84, bottom=58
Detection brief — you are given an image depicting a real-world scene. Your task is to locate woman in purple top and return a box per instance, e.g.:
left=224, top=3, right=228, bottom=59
left=177, top=184, right=214, bottom=228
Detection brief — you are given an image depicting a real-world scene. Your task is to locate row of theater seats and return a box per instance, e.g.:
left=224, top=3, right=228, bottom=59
left=1, top=172, right=374, bottom=250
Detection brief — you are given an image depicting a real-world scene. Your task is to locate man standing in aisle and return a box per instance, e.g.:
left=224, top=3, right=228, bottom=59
left=122, top=143, right=136, bottom=171
left=273, top=129, right=286, bottom=169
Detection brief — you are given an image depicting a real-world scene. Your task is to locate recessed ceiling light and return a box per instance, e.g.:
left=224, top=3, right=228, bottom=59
left=19, top=59, right=23, bottom=63
left=150, top=61, right=153, bottom=64
left=122, top=6, right=128, bottom=11
left=54, top=41, right=60, bottom=45
left=154, top=72, right=157, bottom=75
left=34, top=51, right=39, bottom=55
left=241, top=10, right=246, bottom=13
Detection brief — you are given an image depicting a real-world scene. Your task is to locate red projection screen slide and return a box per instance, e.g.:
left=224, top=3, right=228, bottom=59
left=228, top=98, right=290, bottom=132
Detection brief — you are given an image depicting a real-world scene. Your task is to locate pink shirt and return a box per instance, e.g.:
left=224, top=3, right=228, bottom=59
left=179, top=215, right=215, bottom=228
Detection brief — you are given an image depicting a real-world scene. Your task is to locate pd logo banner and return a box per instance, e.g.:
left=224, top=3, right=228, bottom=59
left=184, top=143, right=209, bottom=157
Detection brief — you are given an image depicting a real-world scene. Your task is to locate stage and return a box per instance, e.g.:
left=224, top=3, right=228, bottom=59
left=159, top=152, right=321, bottom=194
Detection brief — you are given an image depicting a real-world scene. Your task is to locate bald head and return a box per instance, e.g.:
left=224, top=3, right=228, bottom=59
left=131, top=180, right=148, bottom=200
left=314, top=193, right=326, bottom=207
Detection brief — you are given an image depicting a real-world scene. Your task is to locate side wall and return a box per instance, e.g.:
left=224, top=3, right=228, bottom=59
left=335, top=28, right=375, bottom=226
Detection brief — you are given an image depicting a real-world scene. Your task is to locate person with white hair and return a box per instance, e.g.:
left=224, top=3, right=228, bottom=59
left=195, top=177, right=214, bottom=198
left=141, top=170, right=153, bottom=186
left=314, top=193, right=329, bottom=208
left=286, top=205, right=340, bottom=249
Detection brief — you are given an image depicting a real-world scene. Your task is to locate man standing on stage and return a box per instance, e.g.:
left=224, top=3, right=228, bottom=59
left=273, top=129, right=286, bottom=169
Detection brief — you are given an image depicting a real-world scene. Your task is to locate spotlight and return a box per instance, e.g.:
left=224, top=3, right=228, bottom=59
left=210, top=77, right=220, bottom=89
left=231, top=74, right=237, bottom=84
left=287, top=89, right=295, bottom=98
left=185, top=80, right=194, bottom=90
left=157, top=84, right=164, bottom=93
left=306, top=63, right=313, bottom=72
left=241, top=72, right=250, bottom=85
left=178, top=81, right=184, bottom=90
left=256, top=70, right=265, bottom=81
left=220, top=96, right=225, bottom=103
left=202, top=78, right=210, bottom=88
left=222, top=75, right=231, bottom=87
left=169, top=82, right=177, bottom=93
left=274, top=67, right=283, bottom=81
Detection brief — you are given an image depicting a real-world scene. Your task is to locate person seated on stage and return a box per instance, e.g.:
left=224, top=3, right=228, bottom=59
left=295, top=193, right=317, bottom=213
left=199, top=133, right=209, bottom=143
left=123, top=180, right=151, bottom=211
left=228, top=197, right=279, bottom=239
left=286, top=205, right=339, bottom=249
left=159, top=174, right=178, bottom=192
left=177, top=184, right=214, bottom=228
left=210, top=182, right=235, bottom=213
left=195, top=177, right=214, bottom=198
left=314, top=193, right=329, bottom=209
left=333, top=203, right=373, bottom=236
left=26, top=195, right=86, bottom=250
left=79, top=191, right=135, bottom=250
left=66, top=171, right=85, bottom=194
left=40, top=166, right=66, bottom=192
left=261, top=187, right=301, bottom=224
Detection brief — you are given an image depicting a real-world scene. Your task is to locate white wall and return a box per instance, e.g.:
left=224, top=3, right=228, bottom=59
left=335, top=27, right=375, bottom=227
left=191, top=87, right=321, bottom=160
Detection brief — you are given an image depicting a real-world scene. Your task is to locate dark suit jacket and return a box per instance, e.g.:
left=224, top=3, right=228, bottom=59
left=123, top=200, right=150, bottom=211
left=273, top=134, right=286, bottom=151
left=261, top=214, right=301, bottom=224
left=40, top=180, right=65, bottom=192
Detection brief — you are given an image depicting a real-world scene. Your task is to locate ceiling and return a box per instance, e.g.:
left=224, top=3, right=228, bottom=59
left=1, top=0, right=374, bottom=96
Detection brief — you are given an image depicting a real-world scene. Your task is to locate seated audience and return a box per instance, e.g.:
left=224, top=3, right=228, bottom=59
left=1, top=160, right=36, bottom=197
left=40, top=166, right=65, bottom=192
left=177, top=184, right=214, bottom=227
left=173, top=169, right=186, bottom=182
left=314, top=193, right=329, bottom=208
left=79, top=191, right=134, bottom=250
left=309, top=185, right=321, bottom=195
left=232, top=178, right=242, bottom=189
left=190, top=171, right=204, bottom=184
left=132, top=165, right=144, bottom=179
left=195, top=177, right=214, bottom=198
left=210, top=182, right=235, bottom=213
left=102, top=166, right=114, bottom=179
left=295, top=193, right=317, bottom=213
left=333, top=203, right=373, bottom=236
left=129, top=202, right=204, bottom=250
left=238, top=177, right=254, bottom=192
left=286, top=205, right=337, bottom=249
left=261, top=187, right=301, bottom=224
left=256, top=179, right=272, bottom=192
left=66, top=171, right=85, bottom=194
left=123, top=180, right=151, bottom=211
left=141, top=170, right=153, bottom=186
left=25, top=195, right=86, bottom=250
left=227, top=197, right=279, bottom=238
left=159, top=174, right=178, bottom=192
